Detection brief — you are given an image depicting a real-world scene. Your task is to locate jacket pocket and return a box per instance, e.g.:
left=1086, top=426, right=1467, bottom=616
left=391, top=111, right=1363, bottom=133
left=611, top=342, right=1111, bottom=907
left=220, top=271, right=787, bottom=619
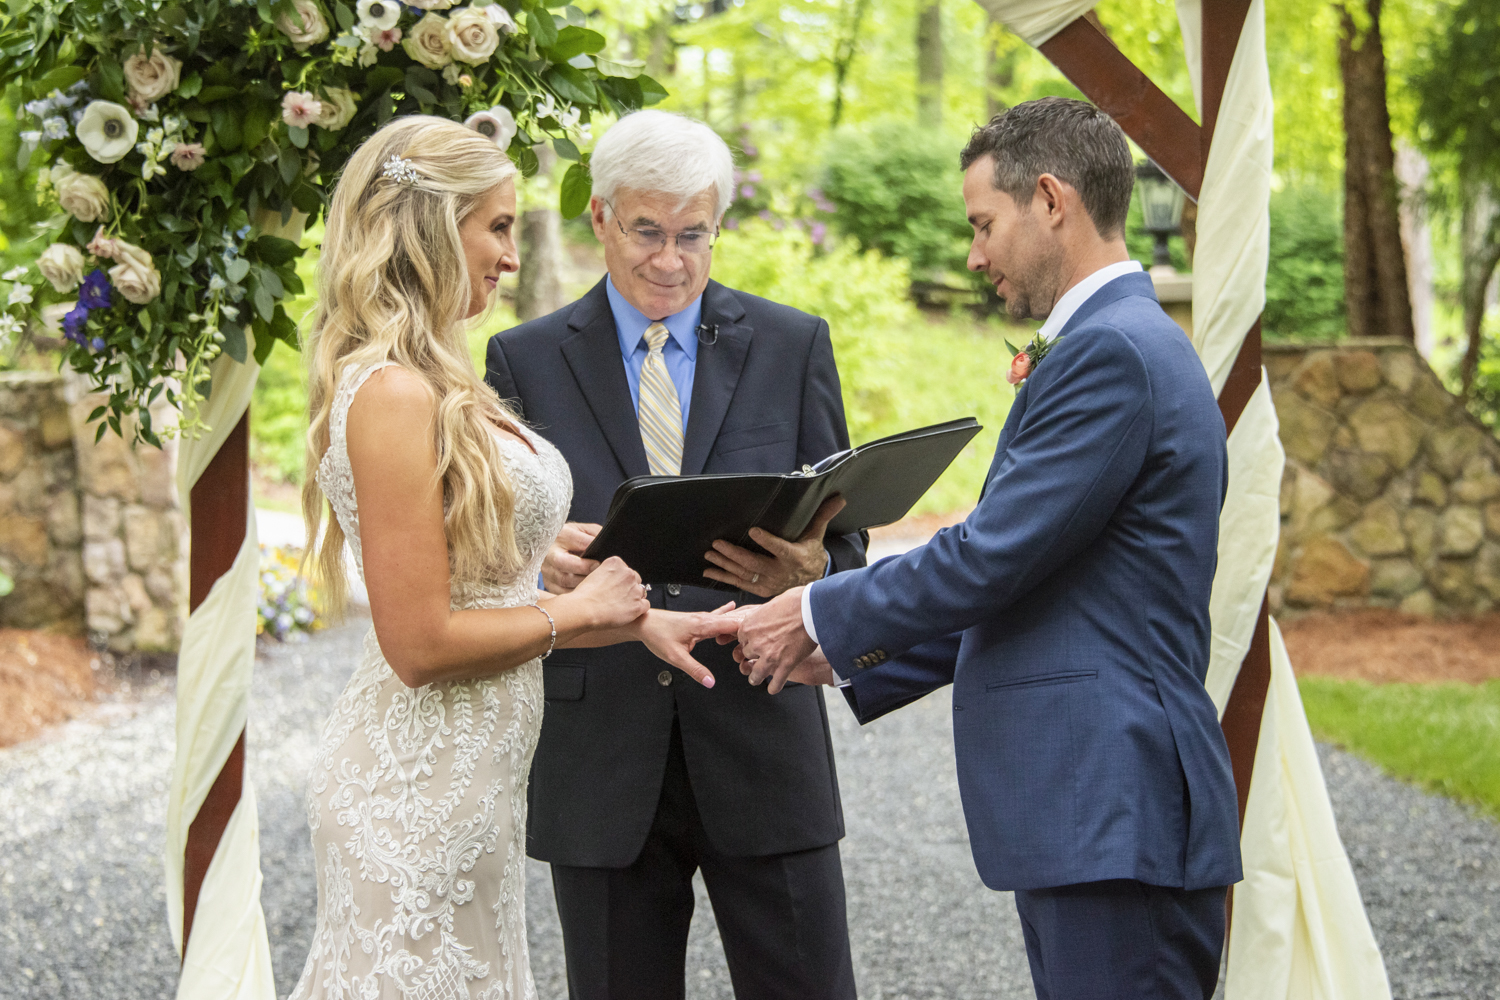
left=986, top=669, right=1097, bottom=692
left=543, top=664, right=585, bottom=701
left=714, top=420, right=790, bottom=456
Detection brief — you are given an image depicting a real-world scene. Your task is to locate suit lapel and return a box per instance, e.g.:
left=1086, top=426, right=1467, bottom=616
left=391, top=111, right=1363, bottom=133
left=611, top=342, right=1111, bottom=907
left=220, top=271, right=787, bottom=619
left=981, top=380, right=1029, bottom=497
left=559, top=279, right=651, bottom=479
left=680, top=281, right=751, bottom=476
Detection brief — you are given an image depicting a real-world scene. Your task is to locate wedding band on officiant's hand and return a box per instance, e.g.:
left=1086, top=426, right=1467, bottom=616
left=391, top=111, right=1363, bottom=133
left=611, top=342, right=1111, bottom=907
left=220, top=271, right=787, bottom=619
left=750, top=573, right=759, bottom=585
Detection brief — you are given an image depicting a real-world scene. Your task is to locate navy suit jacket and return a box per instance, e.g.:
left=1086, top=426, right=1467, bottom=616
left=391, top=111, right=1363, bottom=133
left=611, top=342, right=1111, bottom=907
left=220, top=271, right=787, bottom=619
left=811, top=272, right=1243, bottom=893
left=485, top=277, right=866, bottom=867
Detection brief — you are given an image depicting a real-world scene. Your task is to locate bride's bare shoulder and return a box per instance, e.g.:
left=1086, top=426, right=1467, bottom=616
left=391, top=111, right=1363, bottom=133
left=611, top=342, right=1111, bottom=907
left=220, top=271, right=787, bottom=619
left=346, top=365, right=436, bottom=451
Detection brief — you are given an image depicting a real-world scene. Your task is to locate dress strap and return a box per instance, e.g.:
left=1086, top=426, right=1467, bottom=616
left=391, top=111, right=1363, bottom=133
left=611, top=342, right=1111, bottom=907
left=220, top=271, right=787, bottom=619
left=330, top=360, right=401, bottom=452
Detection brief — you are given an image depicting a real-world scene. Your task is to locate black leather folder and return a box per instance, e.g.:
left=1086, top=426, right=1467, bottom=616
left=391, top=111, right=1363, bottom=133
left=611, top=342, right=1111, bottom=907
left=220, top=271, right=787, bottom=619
left=582, top=417, right=983, bottom=587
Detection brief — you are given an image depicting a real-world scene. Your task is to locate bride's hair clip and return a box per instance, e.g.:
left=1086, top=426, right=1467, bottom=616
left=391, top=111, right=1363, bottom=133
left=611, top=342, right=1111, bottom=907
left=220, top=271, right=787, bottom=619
left=381, top=154, right=422, bottom=187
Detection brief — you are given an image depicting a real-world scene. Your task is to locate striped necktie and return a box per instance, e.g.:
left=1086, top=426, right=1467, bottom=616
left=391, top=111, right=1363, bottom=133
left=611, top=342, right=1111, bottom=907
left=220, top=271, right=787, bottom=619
left=638, top=322, right=684, bottom=476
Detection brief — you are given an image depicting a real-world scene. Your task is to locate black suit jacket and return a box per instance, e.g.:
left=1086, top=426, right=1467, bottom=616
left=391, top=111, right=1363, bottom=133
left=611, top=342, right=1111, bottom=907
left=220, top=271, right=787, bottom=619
left=485, top=277, right=867, bottom=867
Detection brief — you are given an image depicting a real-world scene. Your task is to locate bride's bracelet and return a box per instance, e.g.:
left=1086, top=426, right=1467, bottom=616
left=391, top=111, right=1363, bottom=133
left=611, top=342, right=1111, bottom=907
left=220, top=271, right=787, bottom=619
left=529, top=603, right=556, bottom=660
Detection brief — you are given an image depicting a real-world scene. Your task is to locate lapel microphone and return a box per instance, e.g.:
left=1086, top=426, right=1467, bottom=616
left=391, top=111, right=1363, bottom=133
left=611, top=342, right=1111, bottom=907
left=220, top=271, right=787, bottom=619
left=696, top=322, right=719, bottom=346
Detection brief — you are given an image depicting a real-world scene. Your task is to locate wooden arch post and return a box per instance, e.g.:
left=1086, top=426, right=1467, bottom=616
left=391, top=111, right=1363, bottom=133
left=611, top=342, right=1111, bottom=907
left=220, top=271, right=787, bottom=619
left=1034, top=0, right=1272, bottom=878
left=180, top=411, right=251, bottom=953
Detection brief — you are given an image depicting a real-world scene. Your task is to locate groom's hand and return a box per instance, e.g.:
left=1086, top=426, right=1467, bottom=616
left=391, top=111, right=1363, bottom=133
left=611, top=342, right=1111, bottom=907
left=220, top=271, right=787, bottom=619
left=703, top=495, right=846, bottom=598
left=734, top=587, right=818, bottom=694
left=541, top=522, right=602, bottom=595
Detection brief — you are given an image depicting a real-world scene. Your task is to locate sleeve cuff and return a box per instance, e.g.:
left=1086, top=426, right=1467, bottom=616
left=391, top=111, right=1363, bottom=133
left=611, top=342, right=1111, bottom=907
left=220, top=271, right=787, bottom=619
left=801, top=582, right=820, bottom=644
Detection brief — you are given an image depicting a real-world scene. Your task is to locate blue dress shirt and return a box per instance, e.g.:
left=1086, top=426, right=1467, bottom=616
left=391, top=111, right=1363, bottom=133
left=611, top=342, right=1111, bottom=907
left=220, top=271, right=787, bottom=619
left=606, top=275, right=701, bottom=431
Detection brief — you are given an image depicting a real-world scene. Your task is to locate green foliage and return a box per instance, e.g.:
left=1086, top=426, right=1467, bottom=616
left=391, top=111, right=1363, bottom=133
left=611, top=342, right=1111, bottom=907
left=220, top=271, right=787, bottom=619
left=1262, top=186, right=1347, bottom=341
left=0, top=568, right=13, bottom=597
left=818, top=120, right=971, bottom=280
left=0, top=0, right=662, bottom=444
left=707, top=218, right=1013, bottom=514
left=1412, top=0, right=1500, bottom=183
left=251, top=336, right=308, bottom=483
left=1299, top=676, right=1500, bottom=819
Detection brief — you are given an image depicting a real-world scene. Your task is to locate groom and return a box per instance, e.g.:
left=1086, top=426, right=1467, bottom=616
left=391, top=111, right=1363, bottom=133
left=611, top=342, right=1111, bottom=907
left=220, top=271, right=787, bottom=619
left=736, top=97, right=1243, bottom=999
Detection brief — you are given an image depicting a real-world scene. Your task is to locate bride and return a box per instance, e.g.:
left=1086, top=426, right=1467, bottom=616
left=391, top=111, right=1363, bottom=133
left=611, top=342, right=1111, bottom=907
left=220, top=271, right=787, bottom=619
left=290, top=116, right=738, bottom=1000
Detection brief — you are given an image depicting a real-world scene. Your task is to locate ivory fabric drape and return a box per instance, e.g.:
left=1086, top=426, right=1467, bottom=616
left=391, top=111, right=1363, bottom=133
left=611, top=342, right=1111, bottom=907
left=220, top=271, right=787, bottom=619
left=164, top=341, right=276, bottom=1000
left=967, top=0, right=1391, bottom=995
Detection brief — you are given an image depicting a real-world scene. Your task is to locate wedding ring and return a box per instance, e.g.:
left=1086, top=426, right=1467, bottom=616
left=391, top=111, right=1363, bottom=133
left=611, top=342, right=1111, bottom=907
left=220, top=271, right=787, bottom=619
left=750, top=573, right=760, bottom=585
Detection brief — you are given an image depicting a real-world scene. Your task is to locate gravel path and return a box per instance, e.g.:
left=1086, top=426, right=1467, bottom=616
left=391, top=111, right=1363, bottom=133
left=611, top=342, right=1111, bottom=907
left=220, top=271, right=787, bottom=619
left=1, top=617, right=1495, bottom=999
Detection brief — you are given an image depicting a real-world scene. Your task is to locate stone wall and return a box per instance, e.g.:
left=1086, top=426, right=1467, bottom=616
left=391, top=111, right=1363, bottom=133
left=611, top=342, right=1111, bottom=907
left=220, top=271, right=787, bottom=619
left=0, top=371, right=187, bottom=651
left=1268, top=338, right=1500, bottom=618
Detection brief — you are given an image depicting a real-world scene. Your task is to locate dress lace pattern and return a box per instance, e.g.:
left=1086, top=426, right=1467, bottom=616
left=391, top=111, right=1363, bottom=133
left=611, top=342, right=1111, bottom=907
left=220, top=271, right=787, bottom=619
left=291, top=361, right=572, bottom=1000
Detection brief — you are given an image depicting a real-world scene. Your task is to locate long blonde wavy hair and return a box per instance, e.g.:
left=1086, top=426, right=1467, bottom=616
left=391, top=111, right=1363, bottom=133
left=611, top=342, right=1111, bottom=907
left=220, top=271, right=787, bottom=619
left=302, top=115, right=521, bottom=613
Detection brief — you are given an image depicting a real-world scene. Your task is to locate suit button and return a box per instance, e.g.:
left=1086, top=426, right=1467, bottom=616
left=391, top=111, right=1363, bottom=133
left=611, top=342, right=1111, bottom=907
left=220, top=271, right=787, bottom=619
left=667, top=584, right=682, bottom=597
left=657, top=670, right=673, bottom=686
left=873, top=649, right=887, bottom=662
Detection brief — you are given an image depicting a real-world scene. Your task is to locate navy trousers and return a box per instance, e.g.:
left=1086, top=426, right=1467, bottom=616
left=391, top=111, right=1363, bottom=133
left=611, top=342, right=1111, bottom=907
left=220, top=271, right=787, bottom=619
left=1013, top=879, right=1227, bottom=1000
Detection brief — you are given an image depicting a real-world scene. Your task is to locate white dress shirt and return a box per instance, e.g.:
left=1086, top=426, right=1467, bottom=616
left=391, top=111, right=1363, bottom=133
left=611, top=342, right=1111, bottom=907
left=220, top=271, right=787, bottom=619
left=799, top=258, right=1145, bottom=657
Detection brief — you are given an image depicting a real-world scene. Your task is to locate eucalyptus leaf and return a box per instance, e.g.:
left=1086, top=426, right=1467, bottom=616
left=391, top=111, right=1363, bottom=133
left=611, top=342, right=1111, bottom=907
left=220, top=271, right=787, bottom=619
left=222, top=321, right=247, bottom=363
left=226, top=256, right=251, bottom=283
left=553, top=136, right=580, bottom=162
left=176, top=71, right=203, bottom=98
left=288, top=124, right=309, bottom=148
left=253, top=282, right=275, bottom=322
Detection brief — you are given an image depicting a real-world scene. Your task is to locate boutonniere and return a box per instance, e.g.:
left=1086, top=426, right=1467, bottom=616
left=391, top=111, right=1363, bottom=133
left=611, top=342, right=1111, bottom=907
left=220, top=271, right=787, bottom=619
left=1004, top=334, right=1061, bottom=386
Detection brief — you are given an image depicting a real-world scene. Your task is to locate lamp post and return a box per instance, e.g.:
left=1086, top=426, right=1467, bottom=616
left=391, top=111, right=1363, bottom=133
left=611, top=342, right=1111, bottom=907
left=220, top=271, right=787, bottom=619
left=1135, top=160, right=1185, bottom=273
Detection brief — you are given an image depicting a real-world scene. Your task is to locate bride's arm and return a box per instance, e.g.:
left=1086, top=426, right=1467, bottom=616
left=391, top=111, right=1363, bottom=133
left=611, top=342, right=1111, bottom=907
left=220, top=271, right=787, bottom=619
left=348, top=367, right=648, bottom=689
left=549, top=604, right=736, bottom=687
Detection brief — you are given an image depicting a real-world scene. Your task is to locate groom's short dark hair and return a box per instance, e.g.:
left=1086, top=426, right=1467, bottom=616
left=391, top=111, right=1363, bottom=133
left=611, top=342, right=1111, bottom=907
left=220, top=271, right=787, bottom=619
left=960, top=97, right=1135, bottom=238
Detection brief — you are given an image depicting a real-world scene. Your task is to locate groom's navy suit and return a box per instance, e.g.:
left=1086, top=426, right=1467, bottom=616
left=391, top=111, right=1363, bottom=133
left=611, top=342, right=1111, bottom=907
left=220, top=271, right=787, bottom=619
left=486, top=276, right=863, bottom=999
left=810, top=272, right=1242, bottom=996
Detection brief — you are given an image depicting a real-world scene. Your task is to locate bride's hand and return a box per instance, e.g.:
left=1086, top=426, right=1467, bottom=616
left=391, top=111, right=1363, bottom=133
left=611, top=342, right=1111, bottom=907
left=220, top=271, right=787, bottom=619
left=634, top=604, right=742, bottom=688
left=568, top=556, right=650, bottom=629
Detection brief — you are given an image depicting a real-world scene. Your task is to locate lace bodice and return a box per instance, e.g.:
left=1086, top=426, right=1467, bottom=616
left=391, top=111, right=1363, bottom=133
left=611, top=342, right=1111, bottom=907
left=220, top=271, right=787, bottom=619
left=293, top=361, right=573, bottom=1000
left=315, top=360, right=572, bottom=611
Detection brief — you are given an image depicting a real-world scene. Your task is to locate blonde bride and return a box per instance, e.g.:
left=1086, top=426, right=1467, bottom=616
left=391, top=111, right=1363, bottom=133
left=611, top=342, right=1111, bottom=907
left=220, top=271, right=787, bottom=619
left=290, top=116, right=737, bottom=1000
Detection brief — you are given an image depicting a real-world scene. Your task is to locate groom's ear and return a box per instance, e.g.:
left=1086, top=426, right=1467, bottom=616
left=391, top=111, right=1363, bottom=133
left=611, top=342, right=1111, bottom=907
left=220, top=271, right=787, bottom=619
left=1035, top=173, right=1072, bottom=229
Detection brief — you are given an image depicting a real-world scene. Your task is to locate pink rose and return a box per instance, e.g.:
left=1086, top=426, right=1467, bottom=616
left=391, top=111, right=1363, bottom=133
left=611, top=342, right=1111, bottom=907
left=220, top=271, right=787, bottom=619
left=170, top=142, right=206, bottom=171
left=87, top=226, right=121, bottom=261
left=374, top=26, right=402, bottom=50
left=282, top=90, right=322, bottom=129
left=1007, top=351, right=1032, bottom=386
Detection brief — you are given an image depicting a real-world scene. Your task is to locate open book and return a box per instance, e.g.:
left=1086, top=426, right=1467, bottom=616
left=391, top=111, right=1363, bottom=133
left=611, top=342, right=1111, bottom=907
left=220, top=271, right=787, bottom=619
left=582, top=417, right=982, bottom=588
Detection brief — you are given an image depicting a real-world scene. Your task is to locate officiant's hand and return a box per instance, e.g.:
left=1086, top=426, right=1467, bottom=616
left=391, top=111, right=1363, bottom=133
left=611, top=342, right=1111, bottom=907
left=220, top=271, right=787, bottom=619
left=542, top=522, right=602, bottom=595
left=702, top=496, right=847, bottom=598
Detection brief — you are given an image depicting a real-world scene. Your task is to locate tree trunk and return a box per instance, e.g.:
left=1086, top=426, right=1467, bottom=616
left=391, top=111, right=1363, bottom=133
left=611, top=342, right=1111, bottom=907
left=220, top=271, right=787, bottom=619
left=1338, top=0, right=1415, bottom=342
left=1459, top=180, right=1500, bottom=394
left=916, top=0, right=943, bottom=127
left=830, top=0, right=870, bottom=128
left=516, top=145, right=567, bottom=323
left=984, top=10, right=1017, bottom=123
left=1394, top=142, right=1436, bottom=357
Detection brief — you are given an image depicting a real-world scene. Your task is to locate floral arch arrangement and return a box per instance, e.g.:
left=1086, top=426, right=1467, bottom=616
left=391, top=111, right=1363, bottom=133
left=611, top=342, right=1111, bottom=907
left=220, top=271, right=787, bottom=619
left=0, top=0, right=657, bottom=443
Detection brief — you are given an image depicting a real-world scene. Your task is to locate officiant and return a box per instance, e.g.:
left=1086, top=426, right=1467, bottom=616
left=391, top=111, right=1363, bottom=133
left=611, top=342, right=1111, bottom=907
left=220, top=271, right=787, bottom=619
left=484, top=109, right=865, bottom=1000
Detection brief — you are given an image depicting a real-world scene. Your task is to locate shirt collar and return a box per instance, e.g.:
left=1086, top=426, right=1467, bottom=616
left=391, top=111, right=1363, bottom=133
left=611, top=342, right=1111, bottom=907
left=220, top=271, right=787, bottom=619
left=606, top=275, right=703, bottom=361
left=1035, top=259, right=1145, bottom=342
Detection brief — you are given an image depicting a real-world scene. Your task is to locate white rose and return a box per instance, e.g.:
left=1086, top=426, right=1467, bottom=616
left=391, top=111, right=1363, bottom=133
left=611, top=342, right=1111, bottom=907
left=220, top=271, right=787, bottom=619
left=122, top=47, right=182, bottom=106
left=446, top=6, right=500, bottom=64
left=276, top=0, right=330, bottom=51
left=55, top=170, right=111, bottom=222
left=76, top=101, right=139, bottom=164
left=403, top=12, right=453, bottom=69
left=37, top=243, right=86, bottom=293
left=107, top=240, right=162, bottom=305
left=314, top=87, right=359, bottom=131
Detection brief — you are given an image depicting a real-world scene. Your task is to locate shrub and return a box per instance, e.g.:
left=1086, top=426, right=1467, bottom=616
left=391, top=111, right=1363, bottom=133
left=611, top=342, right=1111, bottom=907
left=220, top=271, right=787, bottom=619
left=1262, top=185, right=1346, bottom=341
left=818, top=121, right=972, bottom=281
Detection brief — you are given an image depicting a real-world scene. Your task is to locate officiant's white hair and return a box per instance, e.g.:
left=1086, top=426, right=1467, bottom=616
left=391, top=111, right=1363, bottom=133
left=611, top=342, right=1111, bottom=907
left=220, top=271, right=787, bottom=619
left=591, top=111, right=734, bottom=218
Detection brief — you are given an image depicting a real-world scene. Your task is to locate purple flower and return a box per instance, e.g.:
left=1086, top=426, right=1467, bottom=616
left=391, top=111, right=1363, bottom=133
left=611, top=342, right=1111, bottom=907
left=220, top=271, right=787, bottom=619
left=63, top=303, right=90, bottom=339
left=811, top=222, right=828, bottom=244
left=740, top=184, right=756, bottom=198
left=724, top=217, right=739, bottom=230
left=741, top=143, right=758, bottom=158
left=747, top=170, right=762, bottom=183
left=758, top=209, right=772, bottom=220
left=78, top=269, right=112, bottom=310
left=733, top=169, right=743, bottom=184
left=89, top=336, right=105, bottom=351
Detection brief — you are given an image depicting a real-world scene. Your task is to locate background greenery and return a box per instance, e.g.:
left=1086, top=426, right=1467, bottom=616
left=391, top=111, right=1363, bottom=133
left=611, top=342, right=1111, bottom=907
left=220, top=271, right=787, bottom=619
left=1300, top=677, right=1500, bottom=819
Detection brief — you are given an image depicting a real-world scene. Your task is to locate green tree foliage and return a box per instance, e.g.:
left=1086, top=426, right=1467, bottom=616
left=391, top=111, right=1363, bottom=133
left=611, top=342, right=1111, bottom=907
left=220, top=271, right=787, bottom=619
left=1263, top=186, right=1347, bottom=341
left=818, top=120, right=970, bottom=280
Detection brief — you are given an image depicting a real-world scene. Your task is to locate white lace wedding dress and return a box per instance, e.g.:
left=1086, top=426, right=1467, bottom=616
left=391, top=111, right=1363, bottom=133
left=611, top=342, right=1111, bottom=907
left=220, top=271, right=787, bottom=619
left=290, top=361, right=572, bottom=1000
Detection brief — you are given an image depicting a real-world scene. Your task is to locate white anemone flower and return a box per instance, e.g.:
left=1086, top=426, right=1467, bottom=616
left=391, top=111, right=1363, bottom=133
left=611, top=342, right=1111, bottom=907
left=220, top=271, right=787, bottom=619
left=356, top=0, right=401, bottom=30
left=76, top=101, right=139, bottom=163
left=464, top=106, right=517, bottom=148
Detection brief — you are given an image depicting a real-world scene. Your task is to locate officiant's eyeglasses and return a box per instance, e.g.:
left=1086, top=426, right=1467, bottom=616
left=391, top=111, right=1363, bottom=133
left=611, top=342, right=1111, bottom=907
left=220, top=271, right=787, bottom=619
left=605, top=201, right=718, bottom=255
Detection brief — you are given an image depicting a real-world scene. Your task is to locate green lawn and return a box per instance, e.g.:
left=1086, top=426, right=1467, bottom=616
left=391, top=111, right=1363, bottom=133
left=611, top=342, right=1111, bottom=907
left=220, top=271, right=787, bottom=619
left=1298, top=676, right=1500, bottom=820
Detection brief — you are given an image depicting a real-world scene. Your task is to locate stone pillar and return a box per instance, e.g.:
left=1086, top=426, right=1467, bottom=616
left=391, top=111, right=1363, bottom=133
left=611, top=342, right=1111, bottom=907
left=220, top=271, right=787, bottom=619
left=0, top=373, right=84, bottom=630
